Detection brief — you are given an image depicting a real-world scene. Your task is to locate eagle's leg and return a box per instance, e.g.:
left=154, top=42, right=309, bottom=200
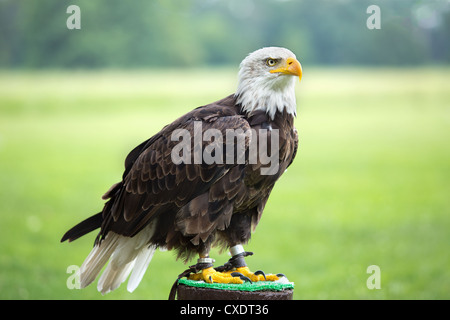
left=188, top=255, right=245, bottom=284
left=223, top=244, right=280, bottom=282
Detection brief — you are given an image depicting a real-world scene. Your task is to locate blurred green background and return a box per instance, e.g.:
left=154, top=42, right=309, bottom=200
left=0, top=0, right=449, bottom=299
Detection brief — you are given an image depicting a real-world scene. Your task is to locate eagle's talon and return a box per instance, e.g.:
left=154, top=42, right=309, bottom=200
left=254, top=270, right=266, bottom=280
left=276, top=273, right=286, bottom=278
left=231, top=272, right=252, bottom=283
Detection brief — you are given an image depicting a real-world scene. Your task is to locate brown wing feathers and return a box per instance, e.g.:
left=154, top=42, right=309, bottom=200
left=62, top=96, right=252, bottom=251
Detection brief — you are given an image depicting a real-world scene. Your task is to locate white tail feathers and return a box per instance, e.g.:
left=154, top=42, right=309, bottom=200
left=127, top=245, right=156, bottom=293
left=79, top=223, right=156, bottom=295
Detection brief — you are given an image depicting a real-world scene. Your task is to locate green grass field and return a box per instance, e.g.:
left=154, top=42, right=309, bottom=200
left=0, top=67, right=449, bottom=299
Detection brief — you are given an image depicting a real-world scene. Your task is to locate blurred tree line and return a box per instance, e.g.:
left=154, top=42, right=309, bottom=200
left=0, top=0, right=449, bottom=68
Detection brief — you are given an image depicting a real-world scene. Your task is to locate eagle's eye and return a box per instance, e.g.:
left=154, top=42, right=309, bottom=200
left=266, top=58, right=278, bottom=67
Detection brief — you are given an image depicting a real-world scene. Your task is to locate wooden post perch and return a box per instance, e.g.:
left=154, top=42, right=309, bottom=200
left=172, top=278, right=294, bottom=300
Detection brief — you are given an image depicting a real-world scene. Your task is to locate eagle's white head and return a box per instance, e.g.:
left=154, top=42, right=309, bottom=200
left=235, top=47, right=302, bottom=120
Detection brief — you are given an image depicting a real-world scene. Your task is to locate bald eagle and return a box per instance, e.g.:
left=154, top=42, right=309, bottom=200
left=61, top=47, right=302, bottom=294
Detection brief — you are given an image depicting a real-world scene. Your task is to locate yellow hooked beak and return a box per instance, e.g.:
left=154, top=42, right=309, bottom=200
left=270, top=57, right=302, bottom=81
